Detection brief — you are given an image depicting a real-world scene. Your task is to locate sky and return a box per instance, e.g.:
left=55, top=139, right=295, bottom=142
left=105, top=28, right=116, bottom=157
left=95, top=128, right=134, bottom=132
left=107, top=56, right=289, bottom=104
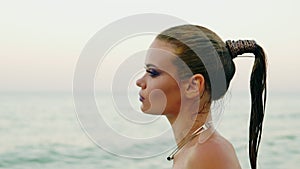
left=0, top=0, right=299, bottom=93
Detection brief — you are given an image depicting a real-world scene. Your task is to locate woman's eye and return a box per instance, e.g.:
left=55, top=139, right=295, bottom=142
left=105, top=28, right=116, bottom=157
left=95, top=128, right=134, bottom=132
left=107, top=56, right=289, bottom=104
left=146, top=68, right=160, bottom=77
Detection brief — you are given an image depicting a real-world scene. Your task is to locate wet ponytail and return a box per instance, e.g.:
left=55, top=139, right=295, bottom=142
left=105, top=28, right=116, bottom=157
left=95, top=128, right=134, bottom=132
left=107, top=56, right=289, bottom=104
left=226, top=40, right=267, bottom=169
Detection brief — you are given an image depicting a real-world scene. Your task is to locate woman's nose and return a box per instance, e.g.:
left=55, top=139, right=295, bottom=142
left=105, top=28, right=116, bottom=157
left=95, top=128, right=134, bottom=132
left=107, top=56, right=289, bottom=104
left=136, top=77, right=146, bottom=89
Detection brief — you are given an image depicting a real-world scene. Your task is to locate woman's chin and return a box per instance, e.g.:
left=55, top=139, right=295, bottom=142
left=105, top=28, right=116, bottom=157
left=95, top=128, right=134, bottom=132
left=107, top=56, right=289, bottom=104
left=140, top=105, right=165, bottom=115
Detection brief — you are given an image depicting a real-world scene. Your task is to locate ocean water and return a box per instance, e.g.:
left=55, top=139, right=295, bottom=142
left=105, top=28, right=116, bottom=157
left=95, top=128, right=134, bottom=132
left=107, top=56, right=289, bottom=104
left=0, top=91, right=299, bottom=169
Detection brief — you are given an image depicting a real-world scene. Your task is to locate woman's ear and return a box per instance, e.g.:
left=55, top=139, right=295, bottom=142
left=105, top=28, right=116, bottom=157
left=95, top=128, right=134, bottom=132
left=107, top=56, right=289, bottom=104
left=185, top=74, right=205, bottom=99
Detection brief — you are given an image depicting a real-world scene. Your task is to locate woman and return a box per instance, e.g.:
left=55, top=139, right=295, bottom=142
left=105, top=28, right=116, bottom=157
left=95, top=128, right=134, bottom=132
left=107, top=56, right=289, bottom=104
left=136, top=25, right=267, bottom=169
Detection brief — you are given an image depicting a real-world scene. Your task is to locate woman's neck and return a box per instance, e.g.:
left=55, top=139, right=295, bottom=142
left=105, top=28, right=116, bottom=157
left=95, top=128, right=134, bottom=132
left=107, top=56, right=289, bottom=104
left=167, top=110, right=210, bottom=146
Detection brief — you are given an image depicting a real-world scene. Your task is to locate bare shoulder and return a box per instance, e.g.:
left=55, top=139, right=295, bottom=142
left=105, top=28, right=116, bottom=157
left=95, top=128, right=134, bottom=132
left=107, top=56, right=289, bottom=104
left=186, top=132, right=241, bottom=169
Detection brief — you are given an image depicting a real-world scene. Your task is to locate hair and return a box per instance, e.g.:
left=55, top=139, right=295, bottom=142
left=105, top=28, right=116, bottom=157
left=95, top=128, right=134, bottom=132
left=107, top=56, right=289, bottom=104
left=156, top=25, right=267, bottom=169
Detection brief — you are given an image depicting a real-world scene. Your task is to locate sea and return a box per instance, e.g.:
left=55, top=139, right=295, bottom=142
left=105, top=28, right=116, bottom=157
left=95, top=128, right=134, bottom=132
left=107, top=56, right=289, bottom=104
left=0, top=91, right=299, bottom=169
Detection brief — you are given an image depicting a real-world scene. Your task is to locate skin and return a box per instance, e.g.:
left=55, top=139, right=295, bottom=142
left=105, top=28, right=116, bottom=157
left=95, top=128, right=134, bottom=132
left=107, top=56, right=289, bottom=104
left=136, top=40, right=241, bottom=169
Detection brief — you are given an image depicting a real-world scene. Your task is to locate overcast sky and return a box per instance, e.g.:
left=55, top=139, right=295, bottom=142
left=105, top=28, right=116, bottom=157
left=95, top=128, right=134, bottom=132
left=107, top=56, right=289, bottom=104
left=0, top=0, right=299, bottom=93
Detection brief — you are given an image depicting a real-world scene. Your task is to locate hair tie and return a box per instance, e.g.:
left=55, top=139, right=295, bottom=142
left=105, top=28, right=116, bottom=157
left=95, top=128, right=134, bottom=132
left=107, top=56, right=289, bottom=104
left=226, top=40, right=257, bottom=59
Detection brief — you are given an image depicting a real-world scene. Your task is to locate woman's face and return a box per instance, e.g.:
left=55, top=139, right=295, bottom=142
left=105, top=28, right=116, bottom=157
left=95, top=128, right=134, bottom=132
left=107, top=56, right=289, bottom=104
left=136, top=40, right=183, bottom=116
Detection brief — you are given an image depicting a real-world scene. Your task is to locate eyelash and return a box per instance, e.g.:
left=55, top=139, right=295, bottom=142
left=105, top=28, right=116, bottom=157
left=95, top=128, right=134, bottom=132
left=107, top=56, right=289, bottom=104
left=145, top=68, right=160, bottom=77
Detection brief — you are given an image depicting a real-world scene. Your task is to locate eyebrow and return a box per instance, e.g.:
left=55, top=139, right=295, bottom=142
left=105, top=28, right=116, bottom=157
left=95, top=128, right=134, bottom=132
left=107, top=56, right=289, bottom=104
left=145, top=64, right=158, bottom=68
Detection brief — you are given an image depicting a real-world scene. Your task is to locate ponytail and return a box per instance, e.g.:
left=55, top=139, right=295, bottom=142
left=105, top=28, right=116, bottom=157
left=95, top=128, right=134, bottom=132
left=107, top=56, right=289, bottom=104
left=226, top=40, right=267, bottom=169
left=249, top=44, right=267, bottom=169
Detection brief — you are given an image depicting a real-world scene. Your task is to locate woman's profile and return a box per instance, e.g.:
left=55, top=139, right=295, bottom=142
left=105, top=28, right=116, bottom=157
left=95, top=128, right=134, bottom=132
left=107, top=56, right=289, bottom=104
left=136, top=25, right=267, bottom=169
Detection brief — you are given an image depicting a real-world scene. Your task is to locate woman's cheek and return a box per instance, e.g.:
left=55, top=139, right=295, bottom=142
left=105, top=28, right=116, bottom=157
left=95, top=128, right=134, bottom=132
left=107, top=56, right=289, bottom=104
left=146, top=88, right=168, bottom=115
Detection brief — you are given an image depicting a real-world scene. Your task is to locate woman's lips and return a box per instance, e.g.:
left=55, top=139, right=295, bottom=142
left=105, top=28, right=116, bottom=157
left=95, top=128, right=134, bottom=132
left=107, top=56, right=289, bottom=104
left=139, top=93, right=145, bottom=102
